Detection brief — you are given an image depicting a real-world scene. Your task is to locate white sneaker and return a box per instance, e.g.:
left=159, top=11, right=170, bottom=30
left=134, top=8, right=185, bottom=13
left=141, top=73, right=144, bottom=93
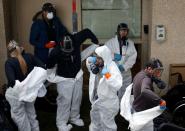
left=67, top=124, right=73, bottom=130
left=59, top=124, right=73, bottom=131
left=70, top=119, right=84, bottom=126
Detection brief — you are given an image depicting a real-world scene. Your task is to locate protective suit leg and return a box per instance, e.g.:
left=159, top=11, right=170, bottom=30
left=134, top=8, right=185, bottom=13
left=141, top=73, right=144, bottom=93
left=56, top=80, right=74, bottom=131
left=89, top=103, right=102, bottom=131
left=99, top=100, right=119, bottom=131
left=25, top=102, right=40, bottom=131
left=69, top=75, right=84, bottom=126
left=118, top=70, right=132, bottom=101
left=6, top=97, right=31, bottom=131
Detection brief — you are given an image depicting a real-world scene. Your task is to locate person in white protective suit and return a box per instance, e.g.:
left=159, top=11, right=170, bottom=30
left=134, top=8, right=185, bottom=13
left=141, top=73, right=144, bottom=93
left=5, top=40, right=45, bottom=131
left=46, top=29, right=99, bottom=131
left=105, top=23, right=137, bottom=101
left=86, top=45, right=122, bottom=131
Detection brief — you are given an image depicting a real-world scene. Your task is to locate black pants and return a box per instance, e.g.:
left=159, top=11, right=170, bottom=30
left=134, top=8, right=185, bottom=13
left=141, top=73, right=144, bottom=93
left=158, top=123, right=185, bottom=131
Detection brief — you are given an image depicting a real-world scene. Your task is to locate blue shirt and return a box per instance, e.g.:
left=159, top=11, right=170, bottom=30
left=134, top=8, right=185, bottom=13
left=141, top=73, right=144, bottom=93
left=5, top=53, right=45, bottom=87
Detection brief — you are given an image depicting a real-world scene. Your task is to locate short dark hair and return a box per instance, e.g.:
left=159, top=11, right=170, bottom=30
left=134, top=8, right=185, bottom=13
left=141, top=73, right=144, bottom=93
left=32, top=3, right=56, bottom=21
left=117, top=23, right=128, bottom=32
left=42, top=3, right=55, bottom=12
left=145, top=58, right=163, bottom=69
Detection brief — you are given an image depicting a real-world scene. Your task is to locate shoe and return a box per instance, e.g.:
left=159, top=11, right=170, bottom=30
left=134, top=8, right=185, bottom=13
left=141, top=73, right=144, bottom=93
left=59, top=124, right=73, bottom=131
left=67, top=124, right=73, bottom=130
left=70, top=118, right=84, bottom=126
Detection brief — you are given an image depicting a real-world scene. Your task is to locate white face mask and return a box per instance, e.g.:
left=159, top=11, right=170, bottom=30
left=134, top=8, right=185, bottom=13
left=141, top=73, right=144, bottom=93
left=47, top=12, right=54, bottom=20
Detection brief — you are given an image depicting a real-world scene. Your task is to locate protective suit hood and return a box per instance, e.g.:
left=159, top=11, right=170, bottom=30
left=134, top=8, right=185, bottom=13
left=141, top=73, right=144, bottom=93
left=95, top=46, right=112, bottom=66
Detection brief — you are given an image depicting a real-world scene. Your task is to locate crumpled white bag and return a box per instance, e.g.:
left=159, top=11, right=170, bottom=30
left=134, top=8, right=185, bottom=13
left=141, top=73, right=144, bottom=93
left=5, top=67, right=47, bottom=102
left=120, top=84, right=163, bottom=131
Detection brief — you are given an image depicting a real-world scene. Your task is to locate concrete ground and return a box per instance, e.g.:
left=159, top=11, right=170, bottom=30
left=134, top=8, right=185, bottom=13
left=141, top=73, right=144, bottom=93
left=35, top=87, right=129, bottom=131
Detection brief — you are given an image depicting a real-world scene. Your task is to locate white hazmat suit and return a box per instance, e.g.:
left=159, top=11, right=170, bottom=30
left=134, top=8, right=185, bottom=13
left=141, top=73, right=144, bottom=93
left=105, top=36, right=137, bottom=101
left=47, top=68, right=83, bottom=131
left=46, top=44, right=99, bottom=131
left=86, top=46, right=122, bottom=131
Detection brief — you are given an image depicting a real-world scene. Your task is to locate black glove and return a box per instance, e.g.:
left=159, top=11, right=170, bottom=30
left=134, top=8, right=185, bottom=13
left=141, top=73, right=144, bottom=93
left=152, top=77, right=166, bottom=89
left=91, top=38, right=99, bottom=45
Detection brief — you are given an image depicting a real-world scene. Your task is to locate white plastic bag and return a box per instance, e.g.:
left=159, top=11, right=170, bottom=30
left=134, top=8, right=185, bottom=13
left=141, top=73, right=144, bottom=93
left=120, top=84, right=163, bottom=131
left=6, top=67, right=47, bottom=102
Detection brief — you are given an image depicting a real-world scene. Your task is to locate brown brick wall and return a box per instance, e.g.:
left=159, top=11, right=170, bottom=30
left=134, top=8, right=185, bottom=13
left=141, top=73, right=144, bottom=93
left=0, top=0, right=8, bottom=92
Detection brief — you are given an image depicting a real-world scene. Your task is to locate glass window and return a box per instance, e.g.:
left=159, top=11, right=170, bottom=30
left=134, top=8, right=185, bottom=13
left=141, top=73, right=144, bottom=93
left=82, top=0, right=141, bottom=39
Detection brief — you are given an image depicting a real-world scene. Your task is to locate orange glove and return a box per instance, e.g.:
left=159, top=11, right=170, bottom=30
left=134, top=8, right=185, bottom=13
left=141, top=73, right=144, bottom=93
left=45, top=41, right=56, bottom=48
left=101, top=67, right=111, bottom=79
left=104, top=73, right=111, bottom=79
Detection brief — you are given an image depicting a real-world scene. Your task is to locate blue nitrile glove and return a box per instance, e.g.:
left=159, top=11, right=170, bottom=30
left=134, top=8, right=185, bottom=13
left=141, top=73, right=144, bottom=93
left=118, top=64, right=125, bottom=72
left=159, top=100, right=166, bottom=110
left=88, top=56, right=97, bottom=64
left=160, top=105, right=166, bottom=110
left=101, top=67, right=109, bottom=76
left=114, top=53, right=122, bottom=61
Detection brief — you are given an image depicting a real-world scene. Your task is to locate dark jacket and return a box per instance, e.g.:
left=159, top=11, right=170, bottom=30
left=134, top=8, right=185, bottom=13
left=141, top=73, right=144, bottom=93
left=132, top=70, right=161, bottom=112
left=5, top=52, right=45, bottom=87
left=47, top=28, right=99, bottom=78
left=29, top=16, right=67, bottom=64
